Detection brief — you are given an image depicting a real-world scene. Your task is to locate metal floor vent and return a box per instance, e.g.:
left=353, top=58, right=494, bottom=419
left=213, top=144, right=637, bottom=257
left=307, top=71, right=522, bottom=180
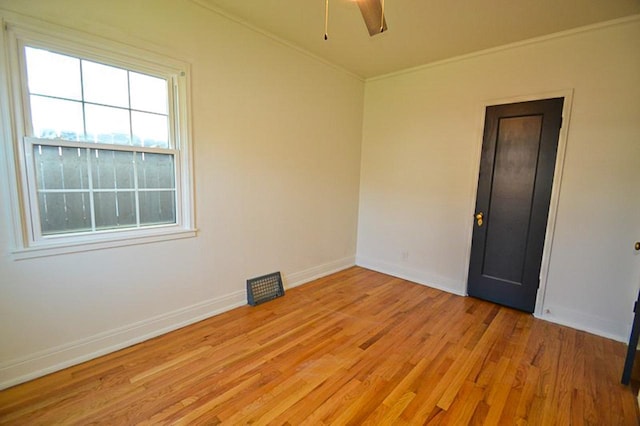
left=247, top=271, right=285, bottom=306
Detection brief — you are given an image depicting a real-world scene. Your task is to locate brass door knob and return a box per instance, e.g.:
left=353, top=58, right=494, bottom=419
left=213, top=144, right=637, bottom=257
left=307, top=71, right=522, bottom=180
left=635, top=242, right=640, bottom=251
left=475, top=212, right=484, bottom=227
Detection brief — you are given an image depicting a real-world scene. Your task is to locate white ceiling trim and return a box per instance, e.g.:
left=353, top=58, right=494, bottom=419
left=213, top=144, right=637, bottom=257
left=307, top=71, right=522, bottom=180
left=367, top=13, right=640, bottom=82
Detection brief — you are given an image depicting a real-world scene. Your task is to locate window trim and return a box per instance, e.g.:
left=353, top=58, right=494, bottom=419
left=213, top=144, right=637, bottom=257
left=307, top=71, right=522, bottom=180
left=1, top=16, right=196, bottom=259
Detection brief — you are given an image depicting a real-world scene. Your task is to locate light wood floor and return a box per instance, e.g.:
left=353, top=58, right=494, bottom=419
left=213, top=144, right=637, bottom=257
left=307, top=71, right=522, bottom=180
left=1, top=267, right=638, bottom=424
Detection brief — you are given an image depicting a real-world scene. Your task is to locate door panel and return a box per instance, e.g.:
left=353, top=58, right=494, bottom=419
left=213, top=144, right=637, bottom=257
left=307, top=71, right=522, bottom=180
left=483, top=115, right=542, bottom=283
left=467, top=98, right=563, bottom=313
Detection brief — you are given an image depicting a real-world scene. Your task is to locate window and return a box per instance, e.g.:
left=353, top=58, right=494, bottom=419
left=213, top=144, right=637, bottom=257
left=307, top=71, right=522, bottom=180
left=2, top=21, right=195, bottom=257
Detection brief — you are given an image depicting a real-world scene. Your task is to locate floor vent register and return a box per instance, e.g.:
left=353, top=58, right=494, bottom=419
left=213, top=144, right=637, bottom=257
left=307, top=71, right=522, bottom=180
left=247, top=271, right=285, bottom=306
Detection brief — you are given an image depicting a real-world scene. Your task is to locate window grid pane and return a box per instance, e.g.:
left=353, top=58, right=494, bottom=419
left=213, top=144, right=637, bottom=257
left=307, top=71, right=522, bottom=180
left=24, top=46, right=82, bottom=100
left=84, top=103, right=132, bottom=145
left=139, top=190, right=176, bottom=225
left=38, top=192, right=92, bottom=235
left=129, top=71, right=168, bottom=114
left=81, top=60, right=130, bottom=109
left=34, top=144, right=176, bottom=236
left=30, top=95, right=84, bottom=140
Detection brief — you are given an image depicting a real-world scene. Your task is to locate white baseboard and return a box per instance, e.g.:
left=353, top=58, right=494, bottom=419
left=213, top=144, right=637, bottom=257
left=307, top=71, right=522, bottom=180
left=0, top=256, right=356, bottom=390
left=355, top=255, right=466, bottom=296
left=356, top=257, right=631, bottom=343
left=0, top=290, right=246, bottom=390
left=5, top=255, right=624, bottom=391
left=284, top=256, right=355, bottom=289
left=534, top=304, right=629, bottom=343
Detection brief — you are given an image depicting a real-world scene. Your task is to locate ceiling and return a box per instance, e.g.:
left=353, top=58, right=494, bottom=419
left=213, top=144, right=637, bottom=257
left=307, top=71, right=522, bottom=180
left=194, top=0, right=640, bottom=79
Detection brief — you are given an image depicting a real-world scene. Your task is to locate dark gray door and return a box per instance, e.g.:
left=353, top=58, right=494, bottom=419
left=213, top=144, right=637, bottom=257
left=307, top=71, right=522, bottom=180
left=467, top=98, right=564, bottom=312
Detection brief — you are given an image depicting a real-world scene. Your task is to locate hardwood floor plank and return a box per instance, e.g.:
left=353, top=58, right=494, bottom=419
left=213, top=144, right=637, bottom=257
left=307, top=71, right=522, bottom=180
left=129, top=345, right=213, bottom=383
left=514, top=363, right=540, bottom=422
left=441, top=380, right=485, bottom=425
left=0, top=267, right=637, bottom=425
left=298, top=378, right=363, bottom=425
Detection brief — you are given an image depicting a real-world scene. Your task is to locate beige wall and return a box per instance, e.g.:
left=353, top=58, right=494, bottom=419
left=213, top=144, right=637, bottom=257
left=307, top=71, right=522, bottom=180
left=357, top=18, right=640, bottom=341
left=0, top=0, right=364, bottom=387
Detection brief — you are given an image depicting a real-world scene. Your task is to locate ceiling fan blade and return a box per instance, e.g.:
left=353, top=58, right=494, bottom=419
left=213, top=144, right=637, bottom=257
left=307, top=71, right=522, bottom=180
left=357, top=0, right=388, bottom=36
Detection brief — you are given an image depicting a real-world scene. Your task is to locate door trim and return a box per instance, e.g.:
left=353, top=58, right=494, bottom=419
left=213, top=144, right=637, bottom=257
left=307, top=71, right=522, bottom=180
left=463, top=89, right=574, bottom=317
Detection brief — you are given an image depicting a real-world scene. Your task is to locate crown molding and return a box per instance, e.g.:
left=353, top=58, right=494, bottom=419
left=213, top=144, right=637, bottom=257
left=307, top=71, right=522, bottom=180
left=367, top=14, right=640, bottom=82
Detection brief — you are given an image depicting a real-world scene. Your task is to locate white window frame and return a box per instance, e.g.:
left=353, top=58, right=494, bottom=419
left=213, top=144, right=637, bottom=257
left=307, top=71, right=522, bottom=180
left=0, top=17, right=196, bottom=259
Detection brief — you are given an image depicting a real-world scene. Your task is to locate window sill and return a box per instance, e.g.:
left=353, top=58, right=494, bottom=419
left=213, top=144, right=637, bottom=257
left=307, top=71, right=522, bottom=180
left=11, top=228, right=198, bottom=260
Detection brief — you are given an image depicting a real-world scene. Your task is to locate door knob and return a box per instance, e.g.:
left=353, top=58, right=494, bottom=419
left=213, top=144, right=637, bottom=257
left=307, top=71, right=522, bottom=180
left=635, top=242, right=640, bottom=251
left=475, top=212, right=484, bottom=227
